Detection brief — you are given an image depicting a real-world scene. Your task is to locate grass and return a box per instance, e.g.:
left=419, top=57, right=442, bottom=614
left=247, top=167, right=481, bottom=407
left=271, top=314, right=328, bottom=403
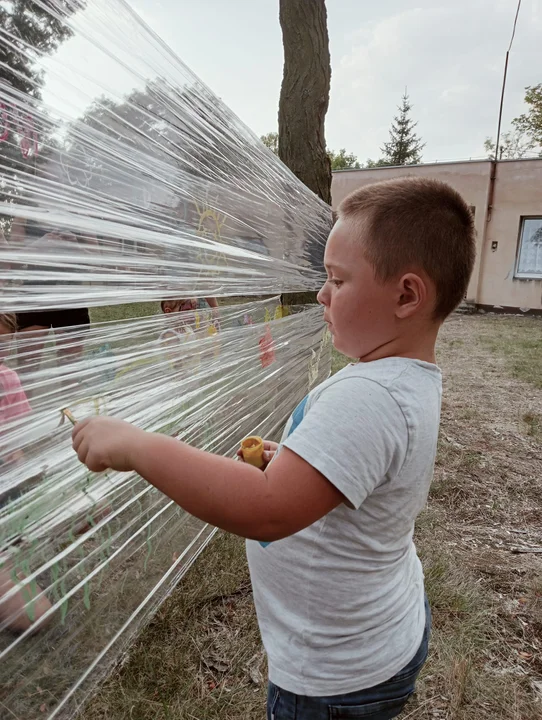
left=80, top=314, right=542, bottom=720
left=523, top=412, right=542, bottom=438
left=477, top=316, right=542, bottom=389
left=89, top=297, right=280, bottom=325
left=90, top=303, right=160, bottom=324
left=331, top=348, right=350, bottom=374
left=82, top=533, right=262, bottom=720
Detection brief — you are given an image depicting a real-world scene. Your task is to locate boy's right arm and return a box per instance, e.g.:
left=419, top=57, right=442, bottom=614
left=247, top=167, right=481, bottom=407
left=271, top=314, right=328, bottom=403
left=73, top=418, right=345, bottom=542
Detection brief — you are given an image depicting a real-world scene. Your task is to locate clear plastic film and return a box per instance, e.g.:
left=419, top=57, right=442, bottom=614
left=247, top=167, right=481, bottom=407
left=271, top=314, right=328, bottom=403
left=1, top=2, right=334, bottom=716
left=0, top=0, right=331, bottom=311
left=0, top=298, right=333, bottom=719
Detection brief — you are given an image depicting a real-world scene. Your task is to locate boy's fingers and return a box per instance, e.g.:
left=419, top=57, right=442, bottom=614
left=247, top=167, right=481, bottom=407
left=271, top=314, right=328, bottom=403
left=87, top=454, right=107, bottom=473
left=72, top=429, right=83, bottom=452
left=72, top=417, right=91, bottom=443
left=76, top=441, right=106, bottom=473
left=75, top=437, right=87, bottom=463
left=72, top=426, right=87, bottom=452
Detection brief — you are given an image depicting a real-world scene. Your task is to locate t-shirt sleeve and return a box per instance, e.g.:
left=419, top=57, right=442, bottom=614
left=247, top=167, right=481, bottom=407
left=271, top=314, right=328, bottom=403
left=282, top=377, right=408, bottom=509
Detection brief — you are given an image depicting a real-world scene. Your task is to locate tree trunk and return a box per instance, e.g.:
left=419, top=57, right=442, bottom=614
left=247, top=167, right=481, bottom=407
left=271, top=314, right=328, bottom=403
left=278, top=0, right=332, bottom=205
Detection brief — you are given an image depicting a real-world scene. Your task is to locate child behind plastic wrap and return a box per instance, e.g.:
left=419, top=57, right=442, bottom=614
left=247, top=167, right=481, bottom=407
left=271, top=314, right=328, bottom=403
left=159, top=297, right=220, bottom=370
left=160, top=297, right=220, bottom=331
left=0, top=313, right=52, bottom=633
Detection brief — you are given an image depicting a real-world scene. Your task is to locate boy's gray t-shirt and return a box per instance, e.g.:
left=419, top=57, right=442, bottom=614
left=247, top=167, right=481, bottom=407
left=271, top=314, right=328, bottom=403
left=246, top=357, right=442, bottom=696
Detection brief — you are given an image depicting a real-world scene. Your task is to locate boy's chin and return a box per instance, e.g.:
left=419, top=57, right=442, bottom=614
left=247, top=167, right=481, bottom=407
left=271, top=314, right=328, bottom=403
left=331, top=336, right=353, bottom=359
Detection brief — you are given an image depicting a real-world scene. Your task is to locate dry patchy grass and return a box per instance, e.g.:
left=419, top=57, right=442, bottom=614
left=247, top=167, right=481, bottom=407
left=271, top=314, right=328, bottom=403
left=476, top=314, right=542, bottom=389
left=81, top=533, right=262, bottom=720
left=81, top=314, right=542, bottom=720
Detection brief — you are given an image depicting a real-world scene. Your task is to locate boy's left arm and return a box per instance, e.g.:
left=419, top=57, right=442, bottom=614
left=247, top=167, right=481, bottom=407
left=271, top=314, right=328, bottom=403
left=72, top=418, right=344, bottom=542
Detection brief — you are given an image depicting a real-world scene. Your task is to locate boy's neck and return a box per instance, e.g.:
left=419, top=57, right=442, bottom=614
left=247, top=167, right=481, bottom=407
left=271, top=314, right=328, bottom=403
left=358, top=325, right=439, bottom=365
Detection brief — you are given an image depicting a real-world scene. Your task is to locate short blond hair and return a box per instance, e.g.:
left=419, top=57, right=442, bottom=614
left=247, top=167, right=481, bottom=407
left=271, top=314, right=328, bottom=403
left=338, top=177, right=476, bottom=319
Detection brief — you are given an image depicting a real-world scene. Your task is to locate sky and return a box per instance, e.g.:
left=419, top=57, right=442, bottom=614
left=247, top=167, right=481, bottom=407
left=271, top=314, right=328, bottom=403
left=42, top=0, right=542, bottom=165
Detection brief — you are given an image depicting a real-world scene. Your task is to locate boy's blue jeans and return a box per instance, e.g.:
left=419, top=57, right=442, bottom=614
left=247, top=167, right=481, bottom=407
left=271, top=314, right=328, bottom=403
left=267, top=597, right=431, bottom=720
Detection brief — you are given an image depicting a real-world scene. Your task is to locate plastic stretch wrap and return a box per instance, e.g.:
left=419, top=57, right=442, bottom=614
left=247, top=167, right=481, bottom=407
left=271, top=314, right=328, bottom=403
left=0, top=0, right=331, bottom=311
left=0, top=298, right=332, bottom=718
left=1, top=2, right=334, bottom=716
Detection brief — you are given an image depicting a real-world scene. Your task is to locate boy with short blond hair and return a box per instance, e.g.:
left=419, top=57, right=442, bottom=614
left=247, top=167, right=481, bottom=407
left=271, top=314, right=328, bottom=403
left=73, top=177, right=476, bottom=719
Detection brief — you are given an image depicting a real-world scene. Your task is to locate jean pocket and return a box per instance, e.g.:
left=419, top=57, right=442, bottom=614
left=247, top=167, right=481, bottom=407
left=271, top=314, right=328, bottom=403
left=328, top=690, right=412, bottom=719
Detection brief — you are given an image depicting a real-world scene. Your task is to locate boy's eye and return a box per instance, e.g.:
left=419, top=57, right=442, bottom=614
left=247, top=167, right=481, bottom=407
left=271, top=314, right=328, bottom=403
left=331, top=279, right=343, bottom=287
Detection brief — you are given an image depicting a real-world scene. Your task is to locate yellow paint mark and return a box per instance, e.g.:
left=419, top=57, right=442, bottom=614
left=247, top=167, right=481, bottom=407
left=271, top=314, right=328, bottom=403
left=193, top=200, right=229, bottom=277
left=115, top=357, right=154, bottom=380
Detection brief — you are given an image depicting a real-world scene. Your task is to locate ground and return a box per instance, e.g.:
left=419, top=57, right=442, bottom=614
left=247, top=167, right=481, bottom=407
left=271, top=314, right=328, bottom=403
left=81, top=314, right=542, bottom=720
left=89, top=297, right=270, bottom=324
left=90, top=302, right=160, bottom=324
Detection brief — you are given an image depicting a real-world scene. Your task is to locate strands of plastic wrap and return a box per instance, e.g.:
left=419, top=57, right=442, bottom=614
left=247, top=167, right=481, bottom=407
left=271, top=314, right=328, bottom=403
left=0, top=299, right=332, bottom=719
left=1, top=2, right=334, bottom=717
left=0, top=0, right=331, bottom=311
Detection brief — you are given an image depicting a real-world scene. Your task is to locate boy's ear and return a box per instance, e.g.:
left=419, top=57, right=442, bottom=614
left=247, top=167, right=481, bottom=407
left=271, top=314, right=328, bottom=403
left=395, top=272, right=429, bottom=319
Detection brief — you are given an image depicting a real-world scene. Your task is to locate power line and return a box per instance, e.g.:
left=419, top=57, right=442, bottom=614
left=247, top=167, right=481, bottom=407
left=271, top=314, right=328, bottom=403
left=494, top=0, right=523, bottom=162
left=508, top=0, right=522, bottom=53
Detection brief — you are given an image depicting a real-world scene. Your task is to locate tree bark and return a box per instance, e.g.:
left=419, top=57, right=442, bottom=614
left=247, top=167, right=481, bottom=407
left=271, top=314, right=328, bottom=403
left=278, top=0, right=332, bottom=205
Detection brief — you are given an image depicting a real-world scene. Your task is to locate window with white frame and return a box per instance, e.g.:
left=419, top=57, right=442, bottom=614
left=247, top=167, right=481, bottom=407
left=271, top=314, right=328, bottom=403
left=516, top=218, right=542, bottom=278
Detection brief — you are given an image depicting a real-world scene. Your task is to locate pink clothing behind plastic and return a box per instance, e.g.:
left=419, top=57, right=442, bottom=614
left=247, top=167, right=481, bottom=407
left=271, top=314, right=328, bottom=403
left=0, top=365, right=31, bottom=423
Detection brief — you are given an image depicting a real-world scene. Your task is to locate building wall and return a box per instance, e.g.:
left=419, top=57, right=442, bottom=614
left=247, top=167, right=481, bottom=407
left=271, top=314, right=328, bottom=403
left=331, top=159, right=542, bottom=312
left=476, top=160, right=542, bottom=311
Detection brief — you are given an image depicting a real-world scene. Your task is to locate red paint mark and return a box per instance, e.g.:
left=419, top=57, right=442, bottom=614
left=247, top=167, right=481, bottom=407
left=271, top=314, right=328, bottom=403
left=259, top=325, right=276, bottom=368
left=0, top=102, right=8, bottom=142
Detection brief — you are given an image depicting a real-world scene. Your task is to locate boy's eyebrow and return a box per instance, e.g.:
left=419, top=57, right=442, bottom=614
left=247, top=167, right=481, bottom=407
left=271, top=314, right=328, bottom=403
left=324, top=262, right=345, bottom=272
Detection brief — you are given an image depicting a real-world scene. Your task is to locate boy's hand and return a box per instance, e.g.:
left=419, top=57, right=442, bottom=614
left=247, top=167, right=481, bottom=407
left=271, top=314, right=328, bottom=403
left=237, top=440, right=278, bottom=469
left=72, top=417, right=144, bottom=473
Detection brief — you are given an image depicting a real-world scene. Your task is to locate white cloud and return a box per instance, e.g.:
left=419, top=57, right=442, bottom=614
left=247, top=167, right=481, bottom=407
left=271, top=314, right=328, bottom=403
left=327, top=0, right=542, bottom=162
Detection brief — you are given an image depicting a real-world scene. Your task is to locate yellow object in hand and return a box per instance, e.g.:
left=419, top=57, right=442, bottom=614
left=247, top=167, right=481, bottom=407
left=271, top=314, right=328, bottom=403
left=241, top=436, right=265, bottom=469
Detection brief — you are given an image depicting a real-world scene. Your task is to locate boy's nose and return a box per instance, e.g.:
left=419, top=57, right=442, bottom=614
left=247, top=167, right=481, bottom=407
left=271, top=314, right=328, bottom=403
left=317, top=286, right=328, bottom=306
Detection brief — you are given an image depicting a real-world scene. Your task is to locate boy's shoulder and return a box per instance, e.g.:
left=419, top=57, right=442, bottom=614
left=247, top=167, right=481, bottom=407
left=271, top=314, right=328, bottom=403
left=301, top=356, right=442, bottom=425
left=321, top=356, right=441, bottom=396
left=286, top=358, right=442, bottom=442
